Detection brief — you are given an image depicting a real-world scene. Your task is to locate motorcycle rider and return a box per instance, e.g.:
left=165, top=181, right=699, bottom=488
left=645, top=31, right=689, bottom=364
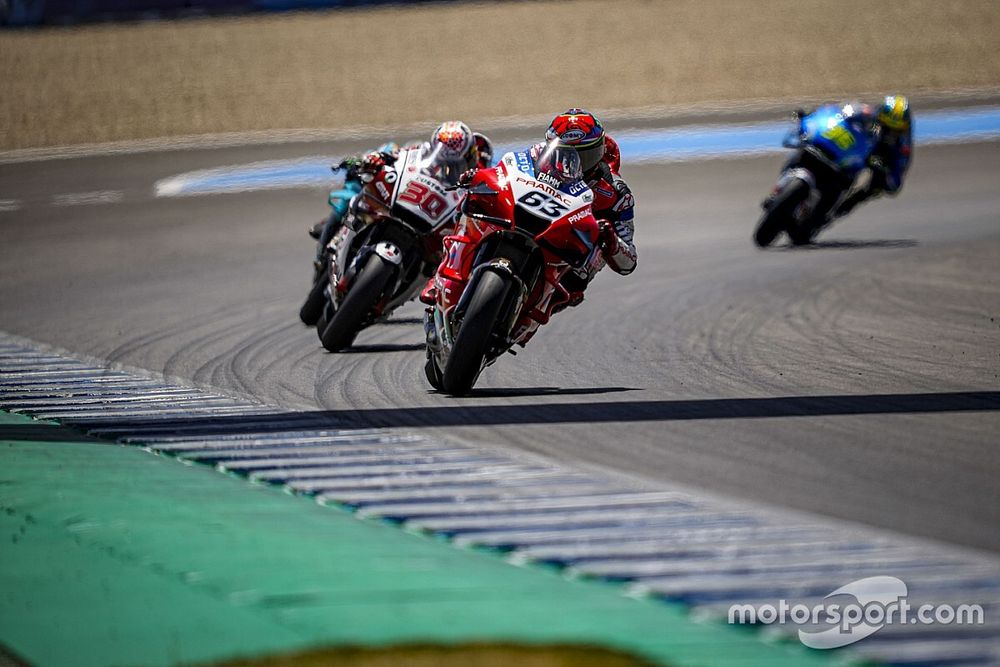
left=772, top=96, right=913, bottom=226
left=540, top=108, right=637, bottom=310
left=308, top=141, right=398, bottom=251
left=832, top=95, right=913, bottom=217
left=417, top=109, right=637, bottom=309
left=309, top=124, right=493, bottom=251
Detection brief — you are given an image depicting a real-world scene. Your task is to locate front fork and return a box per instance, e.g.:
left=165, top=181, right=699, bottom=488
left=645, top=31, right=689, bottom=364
left=767, top=167, right=821, bottom=222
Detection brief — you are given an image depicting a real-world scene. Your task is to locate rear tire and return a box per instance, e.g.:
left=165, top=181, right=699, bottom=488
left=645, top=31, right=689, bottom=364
left=442, top=270, right=510, bottom=396
left=319, top=254, right=394, bottom=352
left=787, top=218, right=821, bottom=246
left=753, top=179, right=809, bottom=247
left=299, top=261, right=328, bottom=326
left=424, top=355, right=444, bottom=390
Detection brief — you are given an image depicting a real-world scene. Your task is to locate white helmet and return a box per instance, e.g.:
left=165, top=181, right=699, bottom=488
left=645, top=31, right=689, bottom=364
left=428, top=121, right=478, bottom=184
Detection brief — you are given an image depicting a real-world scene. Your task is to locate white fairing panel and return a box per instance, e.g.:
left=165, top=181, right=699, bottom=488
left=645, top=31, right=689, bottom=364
left=499, top=151, right=594, bottom=223
left=390, top=148, right=464, bottom=230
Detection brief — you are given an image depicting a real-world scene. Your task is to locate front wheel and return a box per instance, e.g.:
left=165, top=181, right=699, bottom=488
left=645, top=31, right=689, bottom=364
left=319, top=253, right=394, bottom=352
left=442, top=270, right=510, bottom=396
left=753, top=179, right=809, bottom=247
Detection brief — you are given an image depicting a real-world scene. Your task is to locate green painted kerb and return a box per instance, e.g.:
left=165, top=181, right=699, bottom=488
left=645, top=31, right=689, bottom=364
left=0, top=411, right=834, bottom=666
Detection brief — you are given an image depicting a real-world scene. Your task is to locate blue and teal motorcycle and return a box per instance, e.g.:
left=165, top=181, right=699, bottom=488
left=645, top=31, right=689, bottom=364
left=754, top=104, right=879, bottom=247
left=299, top=164, right=362, bottom=326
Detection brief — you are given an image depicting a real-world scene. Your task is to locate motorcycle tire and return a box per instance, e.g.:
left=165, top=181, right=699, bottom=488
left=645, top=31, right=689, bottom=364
left=299, top=265, right=328, bottom=326
left=753, top=179, right=810, bottom=248
left=424, top=355, right=444, bottom=391
left=787, top=219, right=820, bottom=246
left=319, top=254, right=394, bottom=352
left=442, top=269, right=510, bottom=396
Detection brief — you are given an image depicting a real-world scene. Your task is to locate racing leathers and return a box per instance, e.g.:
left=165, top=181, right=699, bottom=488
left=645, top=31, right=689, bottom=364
left=834, top=121, right=913, bottom=217
left=310, top=133, right=493, bottom=255
left=550, top=135, right=636, bottom=309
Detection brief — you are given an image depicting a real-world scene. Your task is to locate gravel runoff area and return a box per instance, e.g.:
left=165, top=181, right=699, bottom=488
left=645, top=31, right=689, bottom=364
left=2, top=0, right=1000, bottom=150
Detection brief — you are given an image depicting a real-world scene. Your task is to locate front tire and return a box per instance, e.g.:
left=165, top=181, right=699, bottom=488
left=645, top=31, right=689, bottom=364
left=319, top=254, right=394, bottom=352
left=753, top=179, right=809, bottom=247
left=442, top=270, right=510, bottom=396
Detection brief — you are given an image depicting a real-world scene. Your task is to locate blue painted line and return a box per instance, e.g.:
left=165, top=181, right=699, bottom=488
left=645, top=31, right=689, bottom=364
left=156, top=106, right=1000, bottom=196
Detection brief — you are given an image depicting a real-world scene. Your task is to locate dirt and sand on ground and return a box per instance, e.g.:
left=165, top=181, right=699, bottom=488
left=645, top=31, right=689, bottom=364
left=2, top=0, right=999, bottom=150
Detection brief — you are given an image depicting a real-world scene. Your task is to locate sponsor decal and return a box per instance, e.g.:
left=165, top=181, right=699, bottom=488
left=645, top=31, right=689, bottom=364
left=383, top=170, right=398, bottom=183
left=536, top=171, right=561, bottom=188
left=561, top=129, right=586, bottom=142
left=566, top=180, right=589, bottom=197
left=515, top=176, right=569, bottom=203
left=376, top=181, right=390, bottom=199
left=514, top=150, right=534, bottom=175
left=412, top=174, right=447, bottom=196
left=567, top=207, right=593, bottom=224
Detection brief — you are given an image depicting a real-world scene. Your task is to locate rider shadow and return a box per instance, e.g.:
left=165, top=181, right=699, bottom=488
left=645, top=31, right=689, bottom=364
left=784, top=239, right=919, bottom=250
left=443, top=386, right=638, bottom=399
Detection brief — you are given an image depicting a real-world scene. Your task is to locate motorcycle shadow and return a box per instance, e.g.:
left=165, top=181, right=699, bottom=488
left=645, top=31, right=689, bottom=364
left=375, top=317, right=424, bottom=326
left=441, top=386, right=638, bottom=398
left=342, top=342, right=425, bottom=354
left=783, top=238, right=919, bottom=250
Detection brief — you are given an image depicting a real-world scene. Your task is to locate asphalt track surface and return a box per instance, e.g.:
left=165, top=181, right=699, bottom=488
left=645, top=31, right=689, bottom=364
left=1, top=135, right=998, bottom=556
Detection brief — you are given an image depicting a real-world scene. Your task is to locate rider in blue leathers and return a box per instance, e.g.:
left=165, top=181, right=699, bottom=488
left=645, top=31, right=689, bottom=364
left=832, top=95, right=913, bottom=217
left=771, top=95, right=913, bottom=228
left=308, top=142, right=399, bottom=254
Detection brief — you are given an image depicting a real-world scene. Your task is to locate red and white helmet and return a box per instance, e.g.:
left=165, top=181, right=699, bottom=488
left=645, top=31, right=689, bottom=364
left=428, top=121, right=479, bottom=183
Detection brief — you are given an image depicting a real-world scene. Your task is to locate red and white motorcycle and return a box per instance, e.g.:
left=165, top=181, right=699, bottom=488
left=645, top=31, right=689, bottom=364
left=317, top=146, right=463, bottom=351
left=423, top=141, right=603, bottom=394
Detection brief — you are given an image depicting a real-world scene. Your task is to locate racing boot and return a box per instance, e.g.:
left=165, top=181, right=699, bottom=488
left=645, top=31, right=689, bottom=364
left=550, top=290, right=584, bottom=314
left=418, top=277, right=438, bottom=305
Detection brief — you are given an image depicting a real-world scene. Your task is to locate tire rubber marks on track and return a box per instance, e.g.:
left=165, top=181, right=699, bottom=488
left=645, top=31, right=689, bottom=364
left=1, top=334, right=999, bottom=666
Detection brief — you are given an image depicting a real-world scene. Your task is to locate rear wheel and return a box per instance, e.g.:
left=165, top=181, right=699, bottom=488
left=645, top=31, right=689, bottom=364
left=442, top=270, right=510, bottom=396
left=423, top=355, right=444, bottom=390
left=299, top=259, right=328, bottom=326
left=787, top=217, right=821, bottom=246
left=319, top=254, right=394, bottom=352
left=753, top=179, right=809, bottom=247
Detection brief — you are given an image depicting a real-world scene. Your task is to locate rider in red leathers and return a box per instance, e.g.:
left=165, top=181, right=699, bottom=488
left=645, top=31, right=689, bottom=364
left=540, top=109, right=636, bottom=310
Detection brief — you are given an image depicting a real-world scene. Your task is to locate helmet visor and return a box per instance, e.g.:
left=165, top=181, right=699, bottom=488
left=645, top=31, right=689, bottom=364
left=574, top=139, right=605, bottom=173
left=535, top=140, right=583, bottom=184
left=421, top=141, right=477, bottom=185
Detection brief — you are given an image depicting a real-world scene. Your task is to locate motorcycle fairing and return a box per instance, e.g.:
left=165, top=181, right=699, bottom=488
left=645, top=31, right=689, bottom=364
left=389, top=147, right=464, bottom=232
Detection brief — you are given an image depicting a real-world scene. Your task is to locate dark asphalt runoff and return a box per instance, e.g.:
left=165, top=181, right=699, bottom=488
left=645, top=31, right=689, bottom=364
left=1, top=136, right=998, bottom=553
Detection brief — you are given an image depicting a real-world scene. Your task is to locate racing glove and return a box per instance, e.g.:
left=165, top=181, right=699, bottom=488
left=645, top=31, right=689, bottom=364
left=457, top=168, right=478, bottom=188
left=357, top=151, right=394, bottom=183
